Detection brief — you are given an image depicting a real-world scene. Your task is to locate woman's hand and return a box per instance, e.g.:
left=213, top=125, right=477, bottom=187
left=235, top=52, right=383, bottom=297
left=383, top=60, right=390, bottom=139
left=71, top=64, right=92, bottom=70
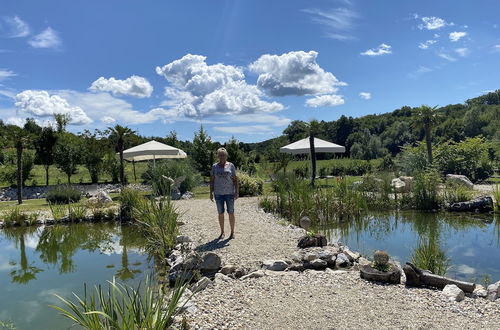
left=210, top=192, right=214, bottom=202
left=234, top=192, right=239, bottom=200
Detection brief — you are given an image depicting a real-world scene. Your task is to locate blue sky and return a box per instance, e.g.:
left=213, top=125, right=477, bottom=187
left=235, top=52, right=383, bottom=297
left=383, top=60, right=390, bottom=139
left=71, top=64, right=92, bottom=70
left=1, top=0, right=499, bottom=142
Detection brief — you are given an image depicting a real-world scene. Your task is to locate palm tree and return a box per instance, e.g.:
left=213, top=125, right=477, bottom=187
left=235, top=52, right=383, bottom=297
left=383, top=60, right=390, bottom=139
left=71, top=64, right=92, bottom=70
left=414, top=105, right=439, bottom=164
left=5, top=125, right=31, bottom=204
left=109, top=125, right=135, bottom=184
left=308, top=120, right=321, bottom=187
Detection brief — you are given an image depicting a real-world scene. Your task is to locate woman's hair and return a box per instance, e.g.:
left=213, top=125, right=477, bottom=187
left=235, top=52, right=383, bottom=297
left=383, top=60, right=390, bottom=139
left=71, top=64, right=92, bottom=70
left=217, top=147, right=228, bottom=157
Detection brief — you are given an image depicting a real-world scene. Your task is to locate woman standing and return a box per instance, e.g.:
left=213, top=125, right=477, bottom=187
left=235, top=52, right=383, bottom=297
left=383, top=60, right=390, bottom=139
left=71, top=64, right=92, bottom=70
left=210, top=148, right=239, bottom=240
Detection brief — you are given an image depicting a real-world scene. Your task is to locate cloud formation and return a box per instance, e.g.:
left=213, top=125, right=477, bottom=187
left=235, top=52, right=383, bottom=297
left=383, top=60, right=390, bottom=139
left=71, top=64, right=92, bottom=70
left=249, top=50, right=346, bottom=96
left=2, top=16, right=30, bottom=38
left=156, top=54, right=283, bottom=118
left=359, top=92, right=371, bottom=100
left=449, top=31, right=467, bottom=42
left=360, top=43, right=392, bottom=56
left=302, top=7, right=359, bottom=40
left=418, top=39, right=437, bottom=49
left=305, top=94, right=344, bottom=107
left=437, top=52, right=456, bottom=62
left=15, top=90, right=92, bottom=124
left=455, top=47, right=469, bottom=57
left=89, top=75, right=153, bottom=98
left=0, top=69, right=16, bottom=81
left=29, top=27, right=62, bottom=49
left=417, top=16, right=451, bottom=30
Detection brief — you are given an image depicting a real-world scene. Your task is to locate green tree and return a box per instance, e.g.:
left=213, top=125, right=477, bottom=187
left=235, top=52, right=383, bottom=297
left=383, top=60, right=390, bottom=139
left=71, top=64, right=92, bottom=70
left=108, top=125, right=135, bottom=184
left=4, top=125, right=32, bottom=204
left=23, top=118, right=42, bottom=135
left=165, top=130, right=180, bottom=148
left=82, top=130, right=106, bottom=183
left=283, top=120, right=308, bottom=142
left=225, top=137, right=246, bottom=169
left=192, top=125, right=213, bottom=176
left=413, top=105, right=439, bottom=164
left=35, top=126, right=58, bottom=186
left=54, top=133, right=82, bottom=184
left=54, top=113, right=70, bottom=133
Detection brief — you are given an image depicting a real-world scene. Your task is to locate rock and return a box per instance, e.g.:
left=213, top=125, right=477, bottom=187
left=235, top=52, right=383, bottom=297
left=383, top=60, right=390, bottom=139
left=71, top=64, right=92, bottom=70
left=178, top=289, right=197, bottom=313
left=317, top=250, right=334, bottom=261
left=303, top=252, right=318, bottom=262
left=473, top=285, right=488, bottom=298
left=299, top=216, right=311, bottom=230
left=373, top=250, right=389, bottom=266
left=287, top=263, right=305, bottom=272
left=442, top=284, right=465, bottom=302
left=241, top=270, right=265, bottom=280
left=486, top=281, right=500, bottom=301
left=214, top=273, right=231, bottom=283
left=360, top=264, right=401, bottom=284
left=297, top=234, right=327, bottom=248
left=233, top=267, right=249, bottom=278
left=199, top=252, right=221, bottom=271
left=171, top=252, right=202, bottom=271
left=262, top=260, right=288, bottom=271
left=335, top=253, right=352, bottom=268
left=191, top=277, right=212, bottom=292
left=343, top=248, right=360, bottom=262
left=310, top=258, right=327, bottom=270
left=91, top=191, right=113, bottom=204
left=291, top=252, right=303, bottom=263
left=447, top=195, right=493, bottom=213
left=326, top=255, right=337, bottom=267
left=391, top=178, right=406, bottom=193
left=168, top=270, right=195, bottom=285
left=446, top=174, right=474, bottom=189
left=181, top=191, right=194, bottom=200
left=357, top=257, right=371, bottom=266
left=220, top=264, right=237, bottom=275
left=176, top=235, right=193, bottom=244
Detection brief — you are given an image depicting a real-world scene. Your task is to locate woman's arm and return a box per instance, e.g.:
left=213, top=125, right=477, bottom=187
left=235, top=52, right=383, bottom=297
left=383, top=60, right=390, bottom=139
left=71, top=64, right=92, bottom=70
left=209, top=175, right=215, bottom=202
left=233, top=175, right=239, bottom=200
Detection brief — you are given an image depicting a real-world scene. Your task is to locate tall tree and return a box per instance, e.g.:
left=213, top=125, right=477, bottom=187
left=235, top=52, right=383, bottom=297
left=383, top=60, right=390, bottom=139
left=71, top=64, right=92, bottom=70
left=5, top=125, right=32, bottom=204
left=108, top=125, right=135, bottom=184
left=54, top=113, right=70, bottom=133
left=82, top=130, right=106, bottom=183
left=192, top=125, right=213, bottom=176
left=414, top=105, right=439, bottom=164
left=225, top=137, right=246, bottom=169
left=53, top=133, right=82, bottom=184
left=35, top=126, right=58, bottom=186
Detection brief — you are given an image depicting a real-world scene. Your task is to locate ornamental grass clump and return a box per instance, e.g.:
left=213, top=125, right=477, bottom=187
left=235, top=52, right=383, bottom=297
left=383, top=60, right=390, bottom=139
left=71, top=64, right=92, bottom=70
left=119, top=187, right=143, bottom=221
left=49, top=202, right=67, bottom=222
left=46, top=185, right=82, bottom=204
left=442, top=182, right=474, bottom=205
left=411, top=239, right=450, bottom=276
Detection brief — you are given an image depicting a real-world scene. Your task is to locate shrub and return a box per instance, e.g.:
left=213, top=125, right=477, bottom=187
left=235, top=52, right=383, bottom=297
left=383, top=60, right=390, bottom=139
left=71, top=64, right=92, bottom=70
left=320, top=159, right=373, bottom=177
left=412, top=169, right=441, bottom=210
left=46, top=185, right=82, bottom=204
left=2, top=208, right=28, bottom=226
left=443, top=182, right=474, bottom=204
left=238, top=172, right=264, bottom=197
left=119, top=187, right=143, bottom=220
left=142, top=159, right=200, bottom=196
left=293, top=164, right=309, bottom=179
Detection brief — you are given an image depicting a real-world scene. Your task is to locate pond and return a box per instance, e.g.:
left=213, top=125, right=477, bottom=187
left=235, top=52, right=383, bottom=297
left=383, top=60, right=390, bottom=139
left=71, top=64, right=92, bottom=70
left=0, top=223, right=152, bottom=330
left=321, top=212, right=500, bottom=283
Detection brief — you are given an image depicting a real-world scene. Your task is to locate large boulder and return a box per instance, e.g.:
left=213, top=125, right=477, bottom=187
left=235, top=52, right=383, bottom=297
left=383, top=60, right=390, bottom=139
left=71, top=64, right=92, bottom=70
left=391, top=178, right=407, bottom=193
left=199, top=252, right=221, bottom=271
left=442, top=284, right=465, bottom=302
left=446, top=174, right=474, bottom=189
left=89, top=191, right=113, bottom=204
left=297, top=234, right=327, bottom=248
left=447, top=196, right=493, bottom=213
left=487, top=281, right=500, bottom=301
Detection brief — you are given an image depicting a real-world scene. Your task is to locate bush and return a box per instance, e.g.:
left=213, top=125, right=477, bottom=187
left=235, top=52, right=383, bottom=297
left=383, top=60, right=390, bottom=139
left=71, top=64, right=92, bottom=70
left=142, top=160, right=200, bottom=196
left=119, top=187, right=143, bottom=220
left=238, top=172, right=263, bottom=197
left=46, top=185, right=82, bottom=204
left=293, top=164, right=309, bottom=179
left=411, top=169, right=441, bottom=210
left=319, top=159, right=373, bottom=177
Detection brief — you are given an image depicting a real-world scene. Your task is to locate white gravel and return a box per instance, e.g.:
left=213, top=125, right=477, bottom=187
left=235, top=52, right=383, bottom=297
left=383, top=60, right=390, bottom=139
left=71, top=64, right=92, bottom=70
left=174, top=197, right=500, bottom=330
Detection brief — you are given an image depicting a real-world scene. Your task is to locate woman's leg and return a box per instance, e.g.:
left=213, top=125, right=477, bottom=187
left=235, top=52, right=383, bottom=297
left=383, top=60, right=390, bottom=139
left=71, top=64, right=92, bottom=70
left=215, top=195, right=225, bottom=238
left=218, top=213, right=225, bottom=238
left=226, top=195, right=235, bottom=238
left=228, top=213, right=235, bottom=238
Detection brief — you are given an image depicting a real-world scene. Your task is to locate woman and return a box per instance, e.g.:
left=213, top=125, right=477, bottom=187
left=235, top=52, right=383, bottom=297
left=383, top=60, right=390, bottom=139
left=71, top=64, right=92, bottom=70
left=210, top=148, right=239, bottom=240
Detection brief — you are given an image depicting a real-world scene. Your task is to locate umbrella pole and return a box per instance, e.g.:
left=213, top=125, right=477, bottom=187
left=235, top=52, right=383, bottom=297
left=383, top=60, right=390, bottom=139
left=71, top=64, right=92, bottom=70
left=133, top=160, right=137, bottom=182
left=153, top=154, right=156, bottom=168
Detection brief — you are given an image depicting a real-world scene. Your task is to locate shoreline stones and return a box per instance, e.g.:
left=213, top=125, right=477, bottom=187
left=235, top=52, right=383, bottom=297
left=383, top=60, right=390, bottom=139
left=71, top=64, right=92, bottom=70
left=447, top=195, right=493, bottom=213
left=297, top=234, right=327, bottom=248
left=442, top=284, right=465, bottom=302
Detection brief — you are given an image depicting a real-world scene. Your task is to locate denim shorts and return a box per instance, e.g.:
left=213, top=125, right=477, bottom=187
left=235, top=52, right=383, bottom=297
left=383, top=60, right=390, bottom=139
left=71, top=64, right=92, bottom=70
left=215, top=194, right=235, bottom=214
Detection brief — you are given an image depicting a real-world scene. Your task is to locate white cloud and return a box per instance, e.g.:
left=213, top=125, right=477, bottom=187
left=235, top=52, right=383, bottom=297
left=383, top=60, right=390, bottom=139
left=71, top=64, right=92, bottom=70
left=89, top=75, right=153, bottom=98
left=437, top=52, right=456, bottom=61
left=449, top=31, right=467, bottom=42
left=417, top=16, right=451, bottom=30
left=213, top=125, right=275, bottom=135
left=5, top=116, right=25, bottom=127
left=433, top=33, right=440, bottom=38
left=493, top=45, right=500, bottom=52
left=15, top=90, right=92, bottom=125
left=0, top=69, right=16, bottom=81
left=455, top=264, right=476, bottom=275
left=302, top=7, right=358, bottom=40
left=28, top=27, right=62, bottom=49
left=249, top=50, right=346, bottom=96
left=2, top=16, right=30, bottom=38
left=101, top=116, right=116, bottom=124
left=360, top=43, right=392, bottom=56
left=305, top=94, right=344, bottom=107
left=455, top=47, right=469, bottom=57
left=359, top=92, right=371, bottom=100
left=418, top=39, right=437, bottom=49
left=156, top=53, right=284, bottom=118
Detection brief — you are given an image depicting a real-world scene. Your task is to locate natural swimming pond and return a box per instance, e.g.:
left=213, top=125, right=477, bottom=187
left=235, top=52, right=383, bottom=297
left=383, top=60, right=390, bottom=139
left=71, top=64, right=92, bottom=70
left=0, top=223, right=151, bottom=330
left=321, top=212, right=500, bottom=283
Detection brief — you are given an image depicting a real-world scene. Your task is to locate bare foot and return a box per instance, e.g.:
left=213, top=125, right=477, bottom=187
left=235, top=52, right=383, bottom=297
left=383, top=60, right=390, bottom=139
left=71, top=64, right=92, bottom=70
left=228, top=232, right=235, bottom=240
left=217, top=232, right=225, bottom=240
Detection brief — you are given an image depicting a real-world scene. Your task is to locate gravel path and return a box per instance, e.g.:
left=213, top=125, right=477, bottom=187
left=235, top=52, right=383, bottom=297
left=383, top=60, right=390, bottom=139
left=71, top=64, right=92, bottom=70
left=174, top=197, right=500, bottom=330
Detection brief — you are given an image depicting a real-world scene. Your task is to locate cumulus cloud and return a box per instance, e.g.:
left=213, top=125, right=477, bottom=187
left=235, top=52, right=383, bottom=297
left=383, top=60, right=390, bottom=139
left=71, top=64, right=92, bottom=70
left=213, top=125, right=275, bottom=135
left=305, top=94, right=344, bottom=107
left=89, top=75, right=153, bottom=98
left=15, top=90, right=92, bottom=125
left=249, top=50, right=346, bottom=97
left=418, top=39, right=437, bottom=49
left=449, top=31, right=467, bottom=42
left=2, top=16, right=30, bottom=38
left=5, top=116, right=25, bottom=127
left=101, top=116, right=116, bottom=124
left=156, top=54, right=283, bottom=118
left=360, top=43, right=392, bottom=56
left=28, top=27, right=62, bottom=49
left=302, top=7, right=359, bottom=40
left=0, top=69, right=16, bottom=81
left=359, top=92, right=371, bottom=100
left=416, top=16, right=451, bottom=30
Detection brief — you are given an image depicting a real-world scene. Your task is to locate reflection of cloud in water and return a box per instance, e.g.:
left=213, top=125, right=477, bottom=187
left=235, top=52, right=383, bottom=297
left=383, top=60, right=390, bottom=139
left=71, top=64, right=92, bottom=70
left=0, top=255, right=15, bottom=271
left=456, top=264, right=476, bottom=275
left=99, top=239, right=141, bottom=256
left=18, top=300, right=41, bottom=323
left=38, top=288, right=72, bottom=305
left=463, top=247, right=475, bottom=257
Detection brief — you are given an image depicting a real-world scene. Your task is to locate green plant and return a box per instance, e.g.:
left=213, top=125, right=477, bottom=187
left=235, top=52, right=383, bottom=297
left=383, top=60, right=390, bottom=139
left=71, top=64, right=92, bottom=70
left=86, top=200, right=107, bottom=221
left=411, top=169, right=442, bottom=210
left=119, top=187, right=143, bottom=220
left=0, top=148, right=36, bottom=186
left=2, top=208, right=28, bottom=227
left=238, top=172, right=264, bottom=197
left=0, top=319, right=16, bottom=330
left=142, top=159, right=200, bottom=196
left=26, top=212, right=39, bottom=226
left=105, top=208, right=116, bottom=220
left=68, top=204, right=86, bottom=222
left=51, top=278, right=191, bottom=330
left=46, top=185, right=82, bottom=204
left=372, top=262, right=392, bottom=272
left=49, top=202, right=67, bottom=222
left=443, top=182, right=474, bottom=204
left=411, top=240, right=450, bottom=276
left=493, top=184, right=500, bottom=212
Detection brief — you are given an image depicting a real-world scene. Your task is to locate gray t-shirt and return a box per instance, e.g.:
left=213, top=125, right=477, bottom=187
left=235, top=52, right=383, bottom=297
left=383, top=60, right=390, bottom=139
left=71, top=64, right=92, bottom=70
left=211, top=162, right=236, bottom=195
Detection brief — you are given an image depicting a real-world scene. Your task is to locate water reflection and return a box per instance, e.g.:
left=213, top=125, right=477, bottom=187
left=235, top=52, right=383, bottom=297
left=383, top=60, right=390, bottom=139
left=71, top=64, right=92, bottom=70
left=3, top=227, right=43, bottom=284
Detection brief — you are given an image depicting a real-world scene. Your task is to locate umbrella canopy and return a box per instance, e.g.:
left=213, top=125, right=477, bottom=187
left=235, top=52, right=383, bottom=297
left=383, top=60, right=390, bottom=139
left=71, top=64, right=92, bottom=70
left=279, top=137, right=345, bottom=155
left=121, top=140, right=187, bottom=161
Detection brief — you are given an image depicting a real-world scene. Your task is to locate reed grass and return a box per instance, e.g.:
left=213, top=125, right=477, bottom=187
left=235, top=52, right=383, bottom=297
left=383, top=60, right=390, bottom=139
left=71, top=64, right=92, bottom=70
left=493, top=184, right=500, bottom=212
left=410, top=240, right=450, bottom=276
left=49, top=202, right=67, bottom=222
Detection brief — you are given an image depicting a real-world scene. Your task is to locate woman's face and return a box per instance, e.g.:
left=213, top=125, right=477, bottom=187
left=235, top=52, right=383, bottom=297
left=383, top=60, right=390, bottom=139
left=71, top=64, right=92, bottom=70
left=218, top=152, right=227, bottom=163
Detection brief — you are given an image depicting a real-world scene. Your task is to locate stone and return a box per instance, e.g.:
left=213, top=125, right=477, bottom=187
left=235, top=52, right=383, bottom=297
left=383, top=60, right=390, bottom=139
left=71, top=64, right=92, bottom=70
left=287, top=263, right=305, bottom=272
left=303, top=252, right=318, bottom=262
left=357, top=257, right=371, bottom=266
left=262, top=260, right=288, bottom=271
left=473, top=285, right=488, bottom=298
left=176, top=235, right=193, bottom=244
left=199, top=252, right=221, bottom=271
left=442, top=284, right=465, bottom=302
left=191, top=277, right=212, bottom=292
left=233, top=267, right=248, bottom=278
left=291, top=252, right=303, bottom=263
left=299, top=216, right=311, bottom=230
left=214, top=273, right=231, bottom=283
left=446, top=174, right=474, bottom=189
left=326, top=255, right=337, bottom=267
left=310, top=258, right=327, bottom=270
left=335, top=253, right=352, bottom=268
left=317, top=250, right=334, bottom=261
left=447, top=196, right=493, bottom=213
left=343, top=248, right=360, bottom=262
left=91, top=191, right=113, bottom=204
left=391, top=178, right=406, bottom=193
left=241, top=270, right=265, bottom=280
left=171, top=251, right=202, bottom=271
left=220, top=264, right=237, bottom=275
left=297, top=234, right=327, bottom=248
left=373, top=250, right=389, bottom=266
left=486, top=281, right=500, bottom=301
left=181, top=191, right=194, bottom=200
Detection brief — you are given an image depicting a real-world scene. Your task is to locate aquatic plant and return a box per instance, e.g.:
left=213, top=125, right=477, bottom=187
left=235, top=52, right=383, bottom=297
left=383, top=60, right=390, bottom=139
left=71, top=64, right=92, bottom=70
left=411, top=169, right=442, bottom=210
left=86, top=200, right=107, bottom=221
left=119, top=187, right=143, bottom=221
left=493, top=184, right=500, bottom=212
left=49, top=202, right=67, bottom=222
left=68, top=204, right=86, bottom=222
left=410, top=239, right=450, bottom=276
left=51, top=277, right=191, bottom=330
left=442, top=182, right=474, bottom=205
left=2, top=208, right=28, bottom=227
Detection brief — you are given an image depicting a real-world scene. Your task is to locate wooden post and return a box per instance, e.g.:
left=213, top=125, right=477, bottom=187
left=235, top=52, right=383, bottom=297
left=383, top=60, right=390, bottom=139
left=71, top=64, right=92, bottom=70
left=132, top=160, right=137, bottom=182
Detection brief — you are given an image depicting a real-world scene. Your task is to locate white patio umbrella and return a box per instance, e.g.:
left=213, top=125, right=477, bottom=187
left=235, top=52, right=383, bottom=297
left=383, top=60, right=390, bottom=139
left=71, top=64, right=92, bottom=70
left=120, top=140, right=187, bottom=180
left=279, top=137, right=345, bottom=155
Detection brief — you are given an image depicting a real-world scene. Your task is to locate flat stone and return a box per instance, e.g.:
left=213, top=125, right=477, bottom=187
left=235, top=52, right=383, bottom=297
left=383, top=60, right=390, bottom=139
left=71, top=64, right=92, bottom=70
left=262, top=260, right=288, bottom=271
left=310, top=258, right=327, bottom=270
left=358, top=257, right=371, bottom=266
left=241, top=270, right=266, bottom=280
left=191, top=277, right=212, bottom=292
left=343, top=249, right=360, bottom=262
left=442, top=284, right=465, bottom=302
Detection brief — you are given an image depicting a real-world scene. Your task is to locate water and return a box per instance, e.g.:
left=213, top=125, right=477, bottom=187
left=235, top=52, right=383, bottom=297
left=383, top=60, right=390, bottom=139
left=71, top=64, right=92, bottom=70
left=0, top=223, right=151, bottom=330
left=320, top=212, right=500, bottom=283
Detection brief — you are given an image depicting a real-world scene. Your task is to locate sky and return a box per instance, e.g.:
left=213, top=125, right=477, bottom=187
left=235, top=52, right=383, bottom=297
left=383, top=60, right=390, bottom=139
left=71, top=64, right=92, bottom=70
left=1, top=0, right=499, bottom=143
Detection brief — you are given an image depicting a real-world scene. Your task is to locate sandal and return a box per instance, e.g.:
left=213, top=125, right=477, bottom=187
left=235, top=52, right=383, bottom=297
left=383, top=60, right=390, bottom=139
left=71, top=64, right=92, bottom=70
left=228, top=233, right=235, bottom=240
left=217, top=232, right=225, bottom=240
